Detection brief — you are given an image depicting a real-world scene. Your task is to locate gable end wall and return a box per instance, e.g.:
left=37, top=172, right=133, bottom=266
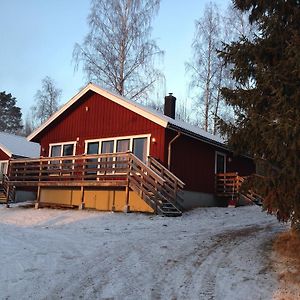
left=36, top=92, right=166, bottom=162
left=0, top=148, right=10, bottom=160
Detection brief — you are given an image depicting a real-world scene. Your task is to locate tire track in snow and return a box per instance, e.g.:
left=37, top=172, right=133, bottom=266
left=158, top=225, right=274, bottom=300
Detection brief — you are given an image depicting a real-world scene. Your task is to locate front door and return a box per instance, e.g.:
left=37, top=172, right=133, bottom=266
left=215, top=152, right=226, bottom=174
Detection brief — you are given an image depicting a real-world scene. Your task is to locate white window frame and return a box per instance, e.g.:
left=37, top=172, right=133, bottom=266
left=84, top=134, right=151, bottom=160
left=0, top=160, right=9, bottom=176
left=49, top=141, right=77, bottom=158
left=84, top=134, right=151, bottom=175
left=215, top=151, right=227, bottom=174
left=48, top=141, right=77, bottom=174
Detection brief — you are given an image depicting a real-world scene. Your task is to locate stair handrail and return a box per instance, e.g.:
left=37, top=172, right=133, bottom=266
left=2, top=174, right=15, bottom=203
left=147, top=156, right=185, bottom=188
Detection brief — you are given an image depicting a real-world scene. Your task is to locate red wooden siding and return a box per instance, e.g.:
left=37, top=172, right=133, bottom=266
left=165, top=130, right=217, bottom=193
left=165, top=129, right=255, bottom=193
left=33, top=91, right=166, bottom=161
left=0, top=148, right=10, bottom=160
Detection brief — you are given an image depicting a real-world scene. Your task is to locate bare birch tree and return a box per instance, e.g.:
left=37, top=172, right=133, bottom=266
left=186, top=2, right=257, bottom=134
left=73, top=0, right=163, bottom=102
left=186, top=2, right=221, bottom=132
left=31, top=76, right=62, bottom=127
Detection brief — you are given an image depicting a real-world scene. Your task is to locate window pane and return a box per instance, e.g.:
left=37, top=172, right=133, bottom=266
left=101, top=141, right=114, bottom=154
left=133, top=138, right=147, bottom=162
left=63, top=144, right=74, bottom=156
left=50, top=145, right=61, bottom=157
left=87, top=142, right=99, bottom=154
left=116, top=139, right=130, bottom=152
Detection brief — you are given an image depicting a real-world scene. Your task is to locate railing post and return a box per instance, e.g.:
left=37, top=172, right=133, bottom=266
left=124, top=155, right=130, bottom=213
left=5, top=183, right=10, bottom=208
left=79, top=186, right=85, bottom=210
left=35, top=186, right=41, bottom=209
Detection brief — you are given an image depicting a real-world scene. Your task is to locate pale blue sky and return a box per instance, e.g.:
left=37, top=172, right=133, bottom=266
left=0, top=0, right=228, bottom=120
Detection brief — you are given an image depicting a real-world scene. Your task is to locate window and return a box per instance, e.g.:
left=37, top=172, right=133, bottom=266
left=215, top=152, right=226, bottom=174
left=50, top=143, right=75, bottom=157
left=133, top=137, right=147, bottom=162
left=85, top=135, right=150, bottom=163
left=87, top=142, right=99, bottom=155
left=101, top=141, right=114, bottom=154
left=50, top=145, right=61, bottom=157
left=49, top=142, right=76, bottom=173
left=116, top=139, right=130, bottom=153
left=63, top=144, right=75, bottom=156
left=0, top=161, right=8, bottom=176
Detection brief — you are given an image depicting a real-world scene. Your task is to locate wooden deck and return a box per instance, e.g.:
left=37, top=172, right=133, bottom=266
left=5, top=152, right=185, bottom=216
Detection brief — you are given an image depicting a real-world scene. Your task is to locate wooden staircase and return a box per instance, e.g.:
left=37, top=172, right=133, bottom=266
left=126, top=154, right=184, bottom=217
left=6, top=152, right=185, bottom=216
left=0, top=185, right=6, bottom=203
left=0, top=174, right=15, bottom=205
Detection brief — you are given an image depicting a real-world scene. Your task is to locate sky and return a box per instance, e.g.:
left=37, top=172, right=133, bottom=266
left=0, top=0, right=228, bottom=120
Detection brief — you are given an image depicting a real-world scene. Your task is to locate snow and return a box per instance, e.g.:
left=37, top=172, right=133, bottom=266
left=0, top=204, right=288, bottom=299
left=0, top=132, right=40, bottom=158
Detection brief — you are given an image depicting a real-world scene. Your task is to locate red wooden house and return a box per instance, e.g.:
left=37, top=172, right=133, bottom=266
left=6, top=83, right=254, bottom=215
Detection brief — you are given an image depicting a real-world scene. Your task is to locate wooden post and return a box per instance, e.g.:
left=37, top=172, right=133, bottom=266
left=6, top=185, right=10, bottom=208
left=79, top=186, right=85, bottom=210
left=124, top=158, right=130, bottom=213
left=35, top=186, right=41, bottom=209
left=124, top=179, right=130, bottom=213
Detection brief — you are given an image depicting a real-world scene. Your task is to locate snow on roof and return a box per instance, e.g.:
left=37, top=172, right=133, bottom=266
left=0, top=132, right=40, bottom=158
left=28, top=83, right=225, bottom=146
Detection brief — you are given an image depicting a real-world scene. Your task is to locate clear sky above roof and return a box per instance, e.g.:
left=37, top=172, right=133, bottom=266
left=0, top=0, right=228, bottom=119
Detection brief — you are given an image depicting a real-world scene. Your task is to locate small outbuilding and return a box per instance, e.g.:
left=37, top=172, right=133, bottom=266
left=0, top=131, right=40, bottom=176
left=0, top=132, right=40, bottom=202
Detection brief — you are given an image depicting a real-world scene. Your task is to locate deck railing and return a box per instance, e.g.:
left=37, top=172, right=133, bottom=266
left=7, top=152, right=183, bottom=215
left=216, top=172, right=264, bottom=205
left=215, top=172, right=244, bottom=197
left=8, top=152, right=132, bottom=185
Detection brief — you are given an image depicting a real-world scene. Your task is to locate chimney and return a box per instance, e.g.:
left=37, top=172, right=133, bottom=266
left=164, top=93, right=176, bottom=119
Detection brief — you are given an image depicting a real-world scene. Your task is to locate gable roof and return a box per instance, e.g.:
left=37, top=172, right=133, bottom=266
left=27, top=83, right=225, bottom=147
left=0, top=132, right=40, bottom=158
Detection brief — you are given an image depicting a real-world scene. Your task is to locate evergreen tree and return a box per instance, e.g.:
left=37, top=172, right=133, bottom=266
left=0, top=91, right=23, bottom=133
left=219, top=1, right=300, bottom=226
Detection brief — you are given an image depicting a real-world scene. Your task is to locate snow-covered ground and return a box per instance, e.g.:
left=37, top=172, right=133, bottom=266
left=0, top=204, right=288, bottom=300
